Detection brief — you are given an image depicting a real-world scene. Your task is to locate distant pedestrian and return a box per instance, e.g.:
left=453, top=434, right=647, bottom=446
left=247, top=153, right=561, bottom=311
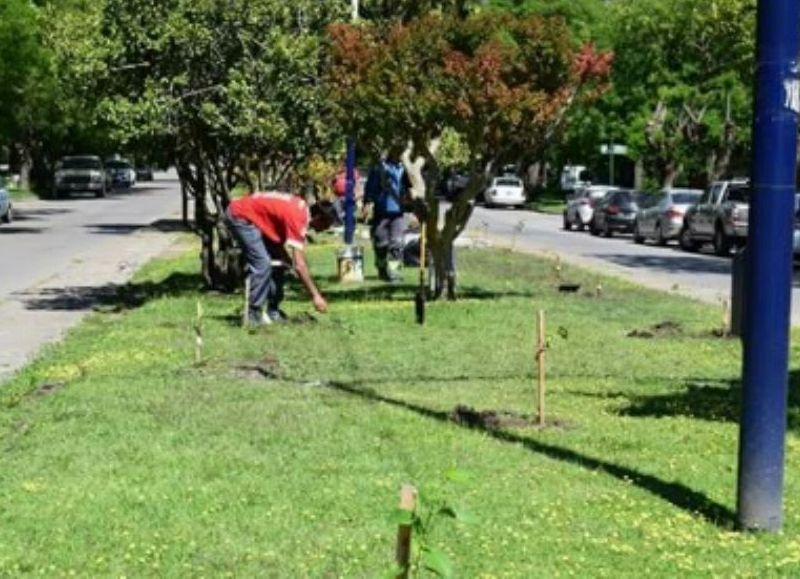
left=363, top=146, right=411, bottom=282
left=225, top=192, right=335, bottom=325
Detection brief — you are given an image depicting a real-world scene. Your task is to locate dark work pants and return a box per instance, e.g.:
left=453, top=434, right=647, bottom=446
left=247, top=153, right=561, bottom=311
left=225, top=211, right=285, bottom=315
left=371, top=213, right=405, bottom=274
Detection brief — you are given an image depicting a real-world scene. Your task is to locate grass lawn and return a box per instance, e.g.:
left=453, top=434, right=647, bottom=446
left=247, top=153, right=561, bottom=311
left=3, top=240, right=800, bottom=576
left=8, top=187, right=35, bottom=202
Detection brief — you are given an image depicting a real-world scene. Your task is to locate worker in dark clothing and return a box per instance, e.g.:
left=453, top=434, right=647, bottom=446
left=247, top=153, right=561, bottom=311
left=363, top=148, right=411, bottom=282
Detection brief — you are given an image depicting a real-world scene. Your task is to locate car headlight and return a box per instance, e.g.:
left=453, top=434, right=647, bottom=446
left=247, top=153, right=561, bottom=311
left=91, top=172, right=103, bottom=183
left=55, top=173, right=64, bottom=184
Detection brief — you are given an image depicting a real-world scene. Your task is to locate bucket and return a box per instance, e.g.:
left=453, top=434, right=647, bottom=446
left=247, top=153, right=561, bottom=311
left=337, top=246, right=365, bottom=283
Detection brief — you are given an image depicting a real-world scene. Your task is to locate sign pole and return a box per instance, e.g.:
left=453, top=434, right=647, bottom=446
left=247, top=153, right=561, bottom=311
left=736, top=0, right=799, bottom=532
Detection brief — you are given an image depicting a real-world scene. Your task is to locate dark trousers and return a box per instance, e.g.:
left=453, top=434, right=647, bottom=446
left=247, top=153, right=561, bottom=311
left=371, top=213, right=405, bottom=274
left=225, top=211, right=285, bottom=315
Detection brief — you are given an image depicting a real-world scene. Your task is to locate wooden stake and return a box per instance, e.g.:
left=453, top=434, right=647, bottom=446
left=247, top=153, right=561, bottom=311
left=536, top=310, right=546, bottom=427
left=242, top=275, right=251, bottom=328
left=395, top=484, right=418, bottom=579
left=194, top=300, right=204, bottom=365
left=721, top=299, right=731, bottom=337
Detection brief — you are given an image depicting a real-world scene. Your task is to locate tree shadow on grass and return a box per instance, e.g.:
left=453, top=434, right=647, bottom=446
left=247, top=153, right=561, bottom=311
left=18, top=272, right=203, bottom=312
left=320, top=379, right=736, bottom=528
left=619, top=370, right=800, bottom=433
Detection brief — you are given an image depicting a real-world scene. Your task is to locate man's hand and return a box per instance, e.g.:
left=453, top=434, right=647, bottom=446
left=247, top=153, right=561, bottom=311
left=313, top=294, right=329, bottom=314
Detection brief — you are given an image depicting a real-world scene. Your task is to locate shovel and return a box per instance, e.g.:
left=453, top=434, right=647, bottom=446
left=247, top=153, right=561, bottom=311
left=415, top=221, right=427, bottom=326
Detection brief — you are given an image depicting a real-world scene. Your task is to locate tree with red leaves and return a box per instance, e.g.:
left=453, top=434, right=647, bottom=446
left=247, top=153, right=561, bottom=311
left=328, top=12, right=611, bottom=298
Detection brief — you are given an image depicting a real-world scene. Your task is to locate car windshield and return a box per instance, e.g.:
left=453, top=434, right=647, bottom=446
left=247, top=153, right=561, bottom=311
left=496, top=178, right=521, bottom=186
left=614, top=191, right=634, bottom=204
left=62, top=158, right=102, bottom=170
left=727, top=185, right=750, bottom=203
left=672, top=192, right=702, bottom=204
left=105, top=160, right=132, bottom=169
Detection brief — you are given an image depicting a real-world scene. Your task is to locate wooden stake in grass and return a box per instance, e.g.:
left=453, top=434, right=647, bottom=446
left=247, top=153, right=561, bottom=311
left=721, top=299, right=731, bottom=337
left=242, top=275, right=251, bottom=328
left=536, top=309, right=547, bottom=427
left=194, top=300, right=204, bottom=365
left=395, top=484, right=418, bottom=579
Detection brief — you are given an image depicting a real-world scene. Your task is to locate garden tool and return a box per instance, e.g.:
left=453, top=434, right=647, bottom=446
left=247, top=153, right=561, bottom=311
left=415, top=220, right=427, bottom=326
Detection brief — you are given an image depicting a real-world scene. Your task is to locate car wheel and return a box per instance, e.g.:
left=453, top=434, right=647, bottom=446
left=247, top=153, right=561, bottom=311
left=563, top=212, right=572, bottom=231
left=633, top=221, right=644, bottom=244
left=589, top=218, right=598, bottom=236
left=713, top=224, right=732, bottom=257
left=96, top=186, right=106, bottom=199
left=655, top=222, right=667, bottom=246
left=603, top=219, right=613, bottom=238
left=679, top=225, right=699, bottom=252
left=1, top=205, right=11, bottom=224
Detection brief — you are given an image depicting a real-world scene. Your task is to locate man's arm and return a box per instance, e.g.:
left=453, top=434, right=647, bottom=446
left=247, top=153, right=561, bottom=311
left=292, top=247, right=328, bottom=313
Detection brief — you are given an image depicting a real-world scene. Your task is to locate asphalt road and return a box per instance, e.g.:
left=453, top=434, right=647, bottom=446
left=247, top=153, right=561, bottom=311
left=468, top=205, right=800, bottom=325
left=0, top=175, right=183, bottom=383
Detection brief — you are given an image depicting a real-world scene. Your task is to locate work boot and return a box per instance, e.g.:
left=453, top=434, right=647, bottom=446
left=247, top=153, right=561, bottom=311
left=386, top=260, right=403, bottom=283
left=266, top=309, right=289, bottom=324
left=247, top=309, right=271, bottom=327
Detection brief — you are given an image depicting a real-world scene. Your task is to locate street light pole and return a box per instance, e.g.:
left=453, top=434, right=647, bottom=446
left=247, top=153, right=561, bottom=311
left=343, top=0, right=359, bottom=246
left=737, top=0, right=800, bottom=532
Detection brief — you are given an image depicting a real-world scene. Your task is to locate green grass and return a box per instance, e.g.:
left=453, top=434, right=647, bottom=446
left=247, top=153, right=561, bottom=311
left=8, top=187, right=35, bottom=202
left=4, top=241, right=800, bottom=576
left=528, top=189, right=566, bottom=215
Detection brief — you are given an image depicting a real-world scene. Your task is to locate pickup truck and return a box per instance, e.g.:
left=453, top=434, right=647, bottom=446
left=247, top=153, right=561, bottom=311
left=679, top=179, right=750, bottom=256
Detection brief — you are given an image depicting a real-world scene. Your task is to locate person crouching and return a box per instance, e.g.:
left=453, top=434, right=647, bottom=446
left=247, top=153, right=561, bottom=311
left=225, top=192, right=334, bottom=326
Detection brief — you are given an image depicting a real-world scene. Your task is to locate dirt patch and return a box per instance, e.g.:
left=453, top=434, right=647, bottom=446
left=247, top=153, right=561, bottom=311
left=35, top=382, right=65, bottom=397
left=231, top=355, right=281, bottom=380
left=627, top=320, right=683, bottom=339
left=449, top=405, right=568, bottom=431
left=289, top=313, right=318, bottom=325
left=557, top=283, right=582, bottom=293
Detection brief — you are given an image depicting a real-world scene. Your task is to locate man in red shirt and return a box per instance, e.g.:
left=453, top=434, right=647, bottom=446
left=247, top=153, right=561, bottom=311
left=225, top=192, right=334, bottom=325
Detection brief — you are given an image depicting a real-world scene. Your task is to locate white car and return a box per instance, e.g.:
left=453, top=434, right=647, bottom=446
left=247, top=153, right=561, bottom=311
left=483, top=176, right=526, bottom=208
left=0, top=179, right=12, bottom=224
left=563, top=185, right=617, bottom=231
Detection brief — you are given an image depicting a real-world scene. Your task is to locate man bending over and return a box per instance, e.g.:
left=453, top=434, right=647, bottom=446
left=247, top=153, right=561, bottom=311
left=225, top=192, right=334, bottom=326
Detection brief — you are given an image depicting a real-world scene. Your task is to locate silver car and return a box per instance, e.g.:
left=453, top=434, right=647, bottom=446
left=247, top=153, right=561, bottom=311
left=0, top=178, right=12, bottom=224
left=634, top=188, right=703, bottom=245
left=563, top=185, right=617, bottom=231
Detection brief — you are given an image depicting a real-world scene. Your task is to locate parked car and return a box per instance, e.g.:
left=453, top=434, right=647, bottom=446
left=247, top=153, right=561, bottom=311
left=560, top=165, right=592, bottom=195
left=438, top=168, right=469, bottom=200
left=105, top=158, right=137, bottom=189
left=483, top=176, right=526, bottom=208
left=634, top=188, right=703, bottom=245
left=679, top=179, right=750, bottom=256
left=54, top=156, right=107, bottom=198
left=0, top=178, right=12, bottom=224
left=135, top=166, right=155, bottom=181
left=563, top=185, right=617, bottom=231
left=589, top=189, right=644, bottom=237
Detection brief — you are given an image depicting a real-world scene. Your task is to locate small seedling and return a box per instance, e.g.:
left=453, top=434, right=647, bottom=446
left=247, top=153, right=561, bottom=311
left=388, top=471, right=474, bottom=579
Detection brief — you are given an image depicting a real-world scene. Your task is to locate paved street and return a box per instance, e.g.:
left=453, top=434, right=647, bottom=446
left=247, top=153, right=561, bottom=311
left=468, top=205, right=800, bottom=325
left=0, top=175, right=183, bottom=383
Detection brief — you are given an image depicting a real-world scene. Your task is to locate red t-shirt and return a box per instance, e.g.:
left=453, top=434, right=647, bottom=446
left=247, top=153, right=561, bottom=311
left=229, top=192, right=310, bottom=249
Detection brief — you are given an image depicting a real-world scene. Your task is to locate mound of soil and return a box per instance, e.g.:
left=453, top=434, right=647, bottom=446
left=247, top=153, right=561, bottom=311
left=627, top=320, right=682, bottom=339
left=450, top=405, right=540, bottom=430
left=231, top=354, right=281, bottom=380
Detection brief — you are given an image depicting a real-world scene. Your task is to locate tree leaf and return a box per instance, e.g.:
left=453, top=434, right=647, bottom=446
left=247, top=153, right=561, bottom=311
left=421, top=546, right=454, bottom=578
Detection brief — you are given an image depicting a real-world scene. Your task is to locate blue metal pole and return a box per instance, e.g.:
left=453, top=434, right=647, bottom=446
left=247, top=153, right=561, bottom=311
left=737, top=0, right=800, bottom=532
left=344, top=139, right=357, bottom=245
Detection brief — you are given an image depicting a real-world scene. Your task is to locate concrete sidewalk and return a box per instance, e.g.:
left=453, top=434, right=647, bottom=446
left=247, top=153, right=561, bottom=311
left=0, top=178, right=183, bottom=384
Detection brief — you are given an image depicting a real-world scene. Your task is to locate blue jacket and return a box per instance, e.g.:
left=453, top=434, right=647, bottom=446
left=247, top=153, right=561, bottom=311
left=366, top=160, right=407, bottom=216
